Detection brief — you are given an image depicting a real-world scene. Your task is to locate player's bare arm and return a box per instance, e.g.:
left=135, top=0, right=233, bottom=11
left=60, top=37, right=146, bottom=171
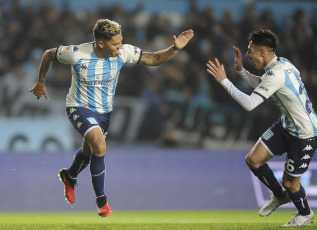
left=233, top=46, right=243, bottom=71
left=140, top=29, right=194, bottom=66
left=206, top=58, right=227, bottom=83
left=29, top=48, right=57, bottom=100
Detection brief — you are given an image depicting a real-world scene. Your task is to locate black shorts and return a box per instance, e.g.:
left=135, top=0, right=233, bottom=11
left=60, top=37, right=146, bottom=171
left=66, top=107, right=112, bottom=138
left=260, top=120, right=317, bottom=177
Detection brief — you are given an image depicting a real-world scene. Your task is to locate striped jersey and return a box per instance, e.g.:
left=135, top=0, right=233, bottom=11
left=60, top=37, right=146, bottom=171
left=56, top=42, right=142, bottom=114
left=253, top=57, right=317, bottom=139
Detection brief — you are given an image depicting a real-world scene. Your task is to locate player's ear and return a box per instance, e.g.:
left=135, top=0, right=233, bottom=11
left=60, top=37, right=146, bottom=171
left=261, top=48, right=266, bottom=56
left=97, top=40, right=104, bottom=49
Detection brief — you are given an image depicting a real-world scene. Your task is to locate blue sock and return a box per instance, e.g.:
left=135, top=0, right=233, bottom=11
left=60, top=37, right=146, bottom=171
left=250, top=163, right=285, bottom=198
left=90, top=154, right=106, bottom=197
left=68, top=148, right=90, bottom=179
left=288, top=184, right=310, bottom=215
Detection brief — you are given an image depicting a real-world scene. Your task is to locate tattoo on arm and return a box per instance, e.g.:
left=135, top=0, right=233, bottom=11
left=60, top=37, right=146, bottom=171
left=155, top=54, right=161, bottom=61
left=140, top=52, right=151, bottom=65
left=38, top=48, right=57, bottom=83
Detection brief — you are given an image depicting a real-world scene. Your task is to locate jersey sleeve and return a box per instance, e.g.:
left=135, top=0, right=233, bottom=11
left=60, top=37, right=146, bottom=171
left=220, top=78, right=265, bottom=111
left=56, top=45, right=79, bottom=65
left=237, top=68, right=261, bottom=89
left=253, top=69, right=284, bottom=100
left=119, top=44, right=143, bottom=64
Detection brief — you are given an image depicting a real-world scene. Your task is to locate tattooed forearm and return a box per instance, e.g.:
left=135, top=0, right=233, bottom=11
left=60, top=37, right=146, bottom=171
left=38, top=48, right=57, bottom=83
left=155, top=54, right=161, bottom=61
left=140, top=45, right=179, bottom=66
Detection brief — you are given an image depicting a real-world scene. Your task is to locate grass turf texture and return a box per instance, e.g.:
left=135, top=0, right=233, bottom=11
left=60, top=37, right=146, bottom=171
left=0, top=210, right=314, bottom=229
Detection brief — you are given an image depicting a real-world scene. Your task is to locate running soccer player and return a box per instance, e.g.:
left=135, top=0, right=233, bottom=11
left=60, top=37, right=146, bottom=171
left=30, top=19, right=194, bottom=217
left=206, top=29, right=317, bottom=227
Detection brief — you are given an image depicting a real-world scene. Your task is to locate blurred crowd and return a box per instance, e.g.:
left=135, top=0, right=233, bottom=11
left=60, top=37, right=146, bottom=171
left=1, top=0, right=317, bottom=146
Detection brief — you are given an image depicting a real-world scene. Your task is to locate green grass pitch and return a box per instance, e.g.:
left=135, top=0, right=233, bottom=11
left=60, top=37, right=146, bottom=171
left=0, top=210, right=314, bottom=229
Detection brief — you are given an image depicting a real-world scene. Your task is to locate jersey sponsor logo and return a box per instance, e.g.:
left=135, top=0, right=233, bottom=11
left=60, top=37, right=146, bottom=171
left=81, top=78, right=115, bottom=86
left=262, top=128, right=274, bottom=140
left=259, top=86, right=269, bottom=92
left=301, top=154, right=311, bottom=160
left=303, top=145, right=313, bottom=151
left=299, top=163, right=308, bottom=169
left=87, top=117, right=98, bottom=125
left=267, top=71, right=275, bottom=76
left=80, top=64, right=88, bottom=70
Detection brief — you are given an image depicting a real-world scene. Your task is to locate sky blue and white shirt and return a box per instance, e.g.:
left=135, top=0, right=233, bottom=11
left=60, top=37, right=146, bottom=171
left=56, top=42, right=142, bottom=114
left=221, top=57, right=317, bottom=139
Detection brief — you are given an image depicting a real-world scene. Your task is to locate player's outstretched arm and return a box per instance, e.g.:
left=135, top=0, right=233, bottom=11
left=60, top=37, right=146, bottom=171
left=140, top=29, right=194, bottom=66
left=29, top=48, right=57, bottom=100
left=206, top=58, right=264, bottom=111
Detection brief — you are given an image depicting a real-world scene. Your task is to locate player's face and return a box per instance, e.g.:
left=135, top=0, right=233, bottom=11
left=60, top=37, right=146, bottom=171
left=102, top=33, right=123, bottom=57
left=245, top=42, right=265, bottom=69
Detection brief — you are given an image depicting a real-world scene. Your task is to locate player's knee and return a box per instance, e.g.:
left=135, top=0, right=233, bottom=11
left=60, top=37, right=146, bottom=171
left=281, top=179, right=296, bottom=193
left=90, top=140, right=106, bottom=156
left=245, top=155, right=256, bottom=168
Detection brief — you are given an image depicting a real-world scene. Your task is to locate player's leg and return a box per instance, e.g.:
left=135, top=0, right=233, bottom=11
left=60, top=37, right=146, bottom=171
left=282, top=173, right=313, bottom=226
left=58, top=139, right=93, bottom=203
left=59, top=107, right=99, bottom=204
left=246, top=140, right=287, bottom=200
left=68, top=144, right=91, bottom=179
left=84, top=127, right=111, bottom=217
left=248, top=121, right=291, bottom=217
left=281, top=137, right=317, bottom=226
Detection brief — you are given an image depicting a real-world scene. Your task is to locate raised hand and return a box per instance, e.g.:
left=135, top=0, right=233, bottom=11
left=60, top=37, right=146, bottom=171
left=206, top=58, right=227, bottom=84
left=233, top=46, right=242, bottom=71
left=173, top=29, right=194, bottom=50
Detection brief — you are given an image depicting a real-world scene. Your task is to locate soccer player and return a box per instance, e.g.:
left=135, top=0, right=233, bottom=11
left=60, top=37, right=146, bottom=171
left=30, top=19, right=194, bottom=217
left=206, top=30, right=317, bottom=226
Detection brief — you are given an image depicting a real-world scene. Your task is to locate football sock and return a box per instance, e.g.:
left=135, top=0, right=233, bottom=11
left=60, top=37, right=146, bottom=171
left=250, top=163, right=285, bottom=198
left=288, top=184, right=310, bottom=215
left=68, top=148, right=90, bottom=179
left=90, top=154, right=106, bottom=197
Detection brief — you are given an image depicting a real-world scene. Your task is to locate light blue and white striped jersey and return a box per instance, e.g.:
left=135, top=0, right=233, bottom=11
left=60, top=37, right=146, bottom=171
left=253, top=57, right=317, bottom=139
left=56, top=42, right=142, bottom=114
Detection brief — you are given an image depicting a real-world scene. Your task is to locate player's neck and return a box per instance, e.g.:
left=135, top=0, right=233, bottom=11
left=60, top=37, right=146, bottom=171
left=263, top=54, right=276, bottom=68
left=93, top=43, right=109, bottom=59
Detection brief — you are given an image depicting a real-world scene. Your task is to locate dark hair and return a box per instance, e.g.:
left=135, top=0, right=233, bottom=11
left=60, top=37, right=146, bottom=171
left=248, top=30, right=279, bottom=51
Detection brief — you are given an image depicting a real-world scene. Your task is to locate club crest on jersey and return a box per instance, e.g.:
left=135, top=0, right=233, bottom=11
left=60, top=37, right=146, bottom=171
left=110, top=61, right=118, bottom=70
left=87, top=117, right=98, bottom=125
left=262, top=128, right=274, bottom=140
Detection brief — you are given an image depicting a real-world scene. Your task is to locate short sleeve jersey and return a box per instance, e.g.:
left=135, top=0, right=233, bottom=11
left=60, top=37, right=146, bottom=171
left=56, top=42, right=142, bottom=114
left=253, top=57, right=317, bottom=139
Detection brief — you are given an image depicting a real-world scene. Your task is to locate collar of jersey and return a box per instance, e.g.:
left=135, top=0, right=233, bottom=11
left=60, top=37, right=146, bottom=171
left=264, top=56, right=278, bottom=72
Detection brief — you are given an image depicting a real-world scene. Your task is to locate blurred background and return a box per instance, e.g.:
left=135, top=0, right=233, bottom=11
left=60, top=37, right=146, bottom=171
left=1, top=0, right=317, bottom=212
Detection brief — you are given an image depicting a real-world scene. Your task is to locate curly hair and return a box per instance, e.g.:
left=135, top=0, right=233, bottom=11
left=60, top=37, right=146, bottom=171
left=93, top=19, right=121, bottom=41
left=248, top=29, right=279, bottom=51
